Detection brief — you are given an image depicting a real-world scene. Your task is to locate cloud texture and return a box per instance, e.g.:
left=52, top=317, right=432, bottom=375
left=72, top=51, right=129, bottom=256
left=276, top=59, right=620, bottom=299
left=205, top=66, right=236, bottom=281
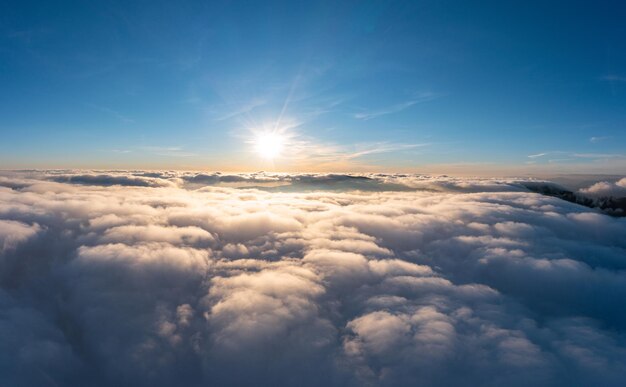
left=0, top=171, right=625, bottom=386
left=580, top=178, right=626, bottom=198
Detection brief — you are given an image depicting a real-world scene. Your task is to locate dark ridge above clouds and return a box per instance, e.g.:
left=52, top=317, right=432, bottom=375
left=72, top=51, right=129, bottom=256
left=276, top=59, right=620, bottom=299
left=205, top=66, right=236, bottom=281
left=520, top=180, right=626, bottom=217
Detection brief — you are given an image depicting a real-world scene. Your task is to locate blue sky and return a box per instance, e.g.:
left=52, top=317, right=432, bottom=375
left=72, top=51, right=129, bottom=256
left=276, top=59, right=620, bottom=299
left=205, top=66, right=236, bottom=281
left=1, top=0, right=625, bottom=174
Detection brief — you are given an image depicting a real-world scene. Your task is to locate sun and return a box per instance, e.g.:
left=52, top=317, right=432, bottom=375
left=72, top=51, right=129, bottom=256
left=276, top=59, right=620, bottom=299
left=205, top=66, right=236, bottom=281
left=253, top=131, right=285, bottom=159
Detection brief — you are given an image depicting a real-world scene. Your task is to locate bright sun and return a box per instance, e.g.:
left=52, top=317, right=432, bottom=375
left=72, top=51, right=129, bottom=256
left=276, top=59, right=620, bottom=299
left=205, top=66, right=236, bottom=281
left=254, top=131, right=285, bottom=159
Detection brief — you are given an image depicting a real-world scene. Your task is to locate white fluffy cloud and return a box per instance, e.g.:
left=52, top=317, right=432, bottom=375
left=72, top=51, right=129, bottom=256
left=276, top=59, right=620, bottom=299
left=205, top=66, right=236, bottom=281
left=580, top=178, right=626, bottom=198
left=0, top=171, right=625, bottom=386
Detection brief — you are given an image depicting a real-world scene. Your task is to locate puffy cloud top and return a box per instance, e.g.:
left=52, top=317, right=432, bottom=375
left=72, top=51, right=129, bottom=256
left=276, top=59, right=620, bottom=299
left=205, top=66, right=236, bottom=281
left=0, top=171, right=625, bottom=386
left=580, top=178, right=626, bottom=198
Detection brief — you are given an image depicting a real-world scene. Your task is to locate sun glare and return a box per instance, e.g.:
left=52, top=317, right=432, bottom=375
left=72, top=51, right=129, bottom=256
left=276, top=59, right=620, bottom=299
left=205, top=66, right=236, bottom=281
left=254, top=131, right=285, bottom=159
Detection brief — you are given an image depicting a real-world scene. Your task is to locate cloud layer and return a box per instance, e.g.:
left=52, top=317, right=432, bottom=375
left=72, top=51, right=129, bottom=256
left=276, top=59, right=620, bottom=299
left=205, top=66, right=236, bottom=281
left=1, top=171, right=625, bottom=386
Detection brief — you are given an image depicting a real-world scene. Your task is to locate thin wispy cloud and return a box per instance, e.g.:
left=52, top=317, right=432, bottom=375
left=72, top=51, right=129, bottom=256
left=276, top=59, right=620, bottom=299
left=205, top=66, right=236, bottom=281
left=354, top=92, right=441, bottom=121
left=214, top=97, right=268, bottom=121
left=528, top=151, right=626, bottom=162
left=548, top=158, right=575, bottom=163
left=6, top=28, right=51, bottom=43
left=281, top=136, right=430, bottom=167
left=572, top=152, right=626, bottom=159
left=590, top=136, right=611, bottom=143
left=601, top=74, right=626, bottom=82
left=85, top=103, right=135, bottom=123
left=138, top=146, right=197, bottom=158
left=341, top=142, right=429, bottom=160
left=299, top=97, right=347, bottom=121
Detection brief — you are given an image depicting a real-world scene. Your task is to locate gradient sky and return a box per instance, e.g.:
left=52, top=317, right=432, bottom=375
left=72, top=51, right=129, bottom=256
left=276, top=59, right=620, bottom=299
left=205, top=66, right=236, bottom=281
left=1, top=0, right=625, bottom=173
